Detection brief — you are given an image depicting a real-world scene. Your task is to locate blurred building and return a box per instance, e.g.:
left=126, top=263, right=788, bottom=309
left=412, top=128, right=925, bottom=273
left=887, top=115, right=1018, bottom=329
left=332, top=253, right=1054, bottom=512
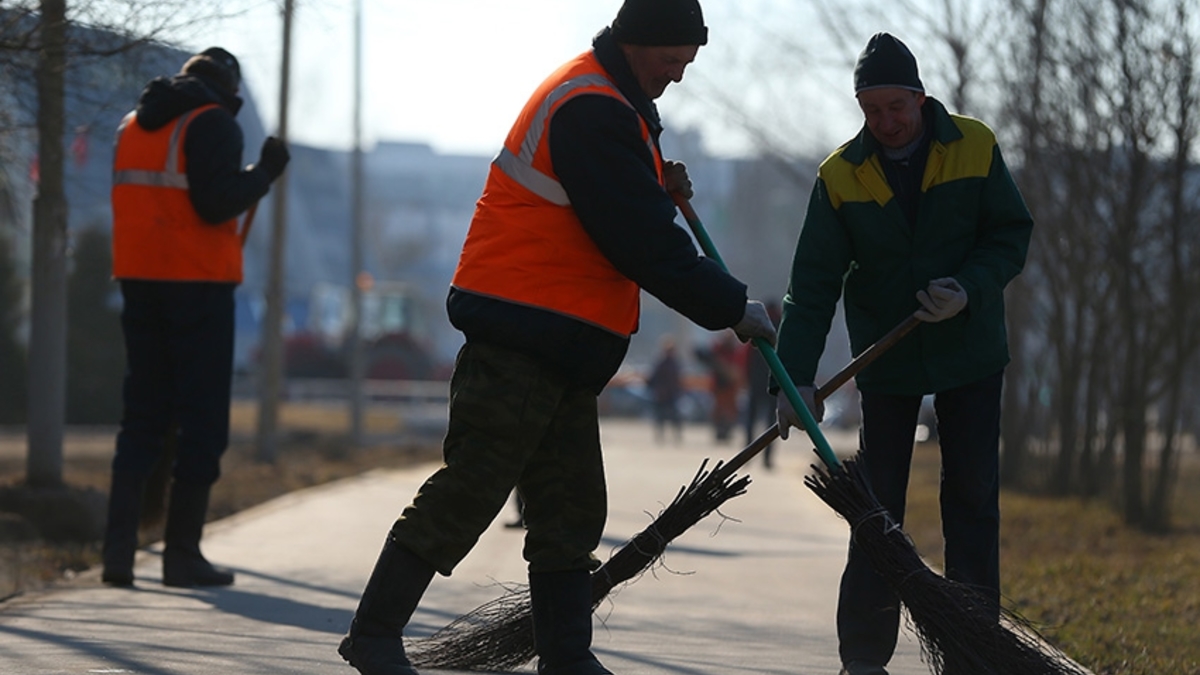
left=0, top=22, right=850, bottom=386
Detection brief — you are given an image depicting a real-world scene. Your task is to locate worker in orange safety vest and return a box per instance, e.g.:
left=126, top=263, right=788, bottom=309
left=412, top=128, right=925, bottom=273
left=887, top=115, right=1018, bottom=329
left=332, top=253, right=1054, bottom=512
left=337, top=2, right=777, bottom=675
left=103, top=47, right=289, bottom=589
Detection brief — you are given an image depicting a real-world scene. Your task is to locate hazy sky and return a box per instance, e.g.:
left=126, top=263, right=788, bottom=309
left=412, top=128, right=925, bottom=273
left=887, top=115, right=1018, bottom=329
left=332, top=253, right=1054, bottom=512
left=178, top=0, right=867, bottom=159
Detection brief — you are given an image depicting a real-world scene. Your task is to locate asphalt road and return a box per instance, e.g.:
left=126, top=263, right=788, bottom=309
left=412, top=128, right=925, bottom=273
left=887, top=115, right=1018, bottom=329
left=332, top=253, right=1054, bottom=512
left=0, top=419, right=936, bottom=675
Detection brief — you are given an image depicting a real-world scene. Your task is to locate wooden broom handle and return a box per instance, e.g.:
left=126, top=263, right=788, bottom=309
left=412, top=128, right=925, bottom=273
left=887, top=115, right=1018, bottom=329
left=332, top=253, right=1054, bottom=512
left=708, top=313, right=920, bottom=482
left=239, top=200, right=260, bottom=246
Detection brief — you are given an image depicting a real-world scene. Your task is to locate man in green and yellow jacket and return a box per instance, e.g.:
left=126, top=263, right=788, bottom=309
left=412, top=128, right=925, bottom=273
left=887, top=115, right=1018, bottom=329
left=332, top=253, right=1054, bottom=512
left=773, top=33, right=1033, bottom=675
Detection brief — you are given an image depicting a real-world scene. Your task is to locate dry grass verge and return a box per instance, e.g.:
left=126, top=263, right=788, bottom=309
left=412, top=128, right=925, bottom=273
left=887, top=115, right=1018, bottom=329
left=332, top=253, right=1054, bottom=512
left=903, top=441, right=1200, bottom=675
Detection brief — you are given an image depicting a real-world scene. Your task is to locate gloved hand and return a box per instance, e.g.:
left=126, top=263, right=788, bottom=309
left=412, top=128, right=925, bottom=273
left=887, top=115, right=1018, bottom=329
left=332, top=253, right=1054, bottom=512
left=256, top=136, right=290, bottom=181
left=663, top=160, right=693, bottom=199
left=776, top=386, right=822, bottom=440
left=733, top=300, right=777, bottom=346
left=915, top=277, right=967, bottom=323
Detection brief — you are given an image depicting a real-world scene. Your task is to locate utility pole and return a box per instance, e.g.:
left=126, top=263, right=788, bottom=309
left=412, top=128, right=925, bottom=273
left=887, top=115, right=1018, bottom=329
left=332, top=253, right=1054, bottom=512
left=256, top=0, right=294, bottom=463
left=348, top=0, right=366, bottom=447
left=26, top=0, right=68, bottom=488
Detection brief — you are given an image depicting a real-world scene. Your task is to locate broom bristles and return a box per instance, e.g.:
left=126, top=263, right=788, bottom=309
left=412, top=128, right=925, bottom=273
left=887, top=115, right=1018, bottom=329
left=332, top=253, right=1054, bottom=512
left=805, top=454, right=1090, bottom=675
left=407, top=458, right=751, bottom=671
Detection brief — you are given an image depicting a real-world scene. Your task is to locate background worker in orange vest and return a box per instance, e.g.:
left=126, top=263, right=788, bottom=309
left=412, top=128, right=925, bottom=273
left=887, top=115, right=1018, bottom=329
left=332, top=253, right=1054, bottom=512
left=337, top=1, right=776, bottom=675
left=103, top=47, right=289, bottom=588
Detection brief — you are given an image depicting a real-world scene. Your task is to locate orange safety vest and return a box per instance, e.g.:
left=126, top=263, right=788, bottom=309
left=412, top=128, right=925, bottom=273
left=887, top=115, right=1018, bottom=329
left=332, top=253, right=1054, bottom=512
left=451, top=50, right=664, bottom=337
left=111, top=104, right=243, bottom=283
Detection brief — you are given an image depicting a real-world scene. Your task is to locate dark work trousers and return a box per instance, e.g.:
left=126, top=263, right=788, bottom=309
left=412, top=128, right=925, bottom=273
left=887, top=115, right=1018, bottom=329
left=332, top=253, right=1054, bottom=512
left=390, top=341, right=607, bottom=577
left=113, top=280, right=235, bottom=486
left=837, top=369, right=1003, bottom=669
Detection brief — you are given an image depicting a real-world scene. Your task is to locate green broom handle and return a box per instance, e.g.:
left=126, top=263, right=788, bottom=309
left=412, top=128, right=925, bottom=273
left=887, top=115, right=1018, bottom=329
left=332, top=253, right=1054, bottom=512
left=710, top=312, right=921, bottom=483
left=672, top=194, right=841, bottom=469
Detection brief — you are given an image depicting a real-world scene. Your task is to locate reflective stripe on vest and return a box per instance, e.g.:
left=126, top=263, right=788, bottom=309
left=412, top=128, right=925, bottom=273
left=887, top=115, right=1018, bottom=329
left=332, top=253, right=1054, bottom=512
left=451, top=50, right=658, bottom=337
left=492, top=73, right=659, bottom=206
left=111, top=105, right=243, bottom=283
left=112, top=109, right=197, bottom=189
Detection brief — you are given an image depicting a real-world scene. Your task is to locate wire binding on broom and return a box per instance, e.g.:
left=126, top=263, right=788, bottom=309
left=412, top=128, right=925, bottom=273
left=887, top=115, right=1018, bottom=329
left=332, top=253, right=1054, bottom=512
left=805, top=454, right=1091, bottom=675
left=406, top=458, right=751, bottom=671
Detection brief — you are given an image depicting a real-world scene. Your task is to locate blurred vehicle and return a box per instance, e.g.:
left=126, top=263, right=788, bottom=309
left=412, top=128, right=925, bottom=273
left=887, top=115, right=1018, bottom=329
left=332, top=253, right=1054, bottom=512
left=598, top=370, right=712, bottom=422
left=274, top=280, right=445, bottom=381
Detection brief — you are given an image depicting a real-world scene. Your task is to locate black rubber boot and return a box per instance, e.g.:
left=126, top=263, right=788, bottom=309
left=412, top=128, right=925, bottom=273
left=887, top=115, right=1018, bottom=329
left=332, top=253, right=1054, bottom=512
left=102, top=470, right=147, bottom=586
left=338, top=535, right=436, bottom=675
left=530, top=570, right=612, bottom=675
left=162, top=480, right=234, bottom=587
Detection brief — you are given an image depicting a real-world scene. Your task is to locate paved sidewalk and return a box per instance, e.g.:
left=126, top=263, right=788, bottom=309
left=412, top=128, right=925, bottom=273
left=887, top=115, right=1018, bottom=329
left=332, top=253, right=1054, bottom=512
left=0, top=419, right=932, bottom=675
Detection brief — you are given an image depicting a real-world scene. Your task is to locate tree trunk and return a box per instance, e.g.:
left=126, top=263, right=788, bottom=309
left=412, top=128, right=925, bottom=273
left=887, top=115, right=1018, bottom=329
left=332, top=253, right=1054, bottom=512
left=1145, top=390, right=1180, bottom=532
left=1120, top=383, right=1147, bottom=527
left=1078, top=345, right=1106, bottom=498
left=26, top=0, right=68, bottom=488
left=1000, top=276, right=1033, bottom=489
left=256, top=0, right=294, bottom=463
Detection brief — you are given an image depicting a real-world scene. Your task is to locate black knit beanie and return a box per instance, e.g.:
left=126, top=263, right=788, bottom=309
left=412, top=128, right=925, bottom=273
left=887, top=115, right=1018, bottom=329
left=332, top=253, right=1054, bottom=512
left=611, top=0, right=708, bottom=47
left=854, top=32, right=923, bottom=94
left=181, top=47, right=241, bottom=95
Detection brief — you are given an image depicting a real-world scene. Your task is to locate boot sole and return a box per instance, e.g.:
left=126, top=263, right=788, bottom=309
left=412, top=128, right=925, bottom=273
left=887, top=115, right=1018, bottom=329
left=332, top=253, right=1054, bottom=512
left=338, top=635, right=419, bottom=675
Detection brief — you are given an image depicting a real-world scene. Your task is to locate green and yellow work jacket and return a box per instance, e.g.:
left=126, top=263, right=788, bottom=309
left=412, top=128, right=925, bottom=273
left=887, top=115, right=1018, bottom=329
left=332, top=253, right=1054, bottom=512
left=776, top=97, right=1034, bottom=396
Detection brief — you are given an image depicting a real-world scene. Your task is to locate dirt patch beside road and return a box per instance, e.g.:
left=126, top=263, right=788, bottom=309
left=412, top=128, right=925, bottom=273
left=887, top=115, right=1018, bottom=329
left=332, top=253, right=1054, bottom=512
left=0, top=401, right=443, bottom=601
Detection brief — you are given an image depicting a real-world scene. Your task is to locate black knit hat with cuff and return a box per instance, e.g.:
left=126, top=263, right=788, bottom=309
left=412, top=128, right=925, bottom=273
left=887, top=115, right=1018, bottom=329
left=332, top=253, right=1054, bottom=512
left=181, top=47, right=241, bottom=96
left=854, top=32, right=924, bottom=94
left=611, top=0, right=708, bottom=47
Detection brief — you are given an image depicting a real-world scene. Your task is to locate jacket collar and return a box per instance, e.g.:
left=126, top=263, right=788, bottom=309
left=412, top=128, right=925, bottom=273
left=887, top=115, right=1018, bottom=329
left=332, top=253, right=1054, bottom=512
left=841, top=97, right=961, bottom=165
left=592, top=27, right=664, bottom=139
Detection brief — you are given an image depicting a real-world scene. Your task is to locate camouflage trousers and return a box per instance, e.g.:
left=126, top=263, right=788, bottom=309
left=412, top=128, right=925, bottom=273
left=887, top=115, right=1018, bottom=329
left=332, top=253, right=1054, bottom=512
left=390, top=341, right=607, bottom=576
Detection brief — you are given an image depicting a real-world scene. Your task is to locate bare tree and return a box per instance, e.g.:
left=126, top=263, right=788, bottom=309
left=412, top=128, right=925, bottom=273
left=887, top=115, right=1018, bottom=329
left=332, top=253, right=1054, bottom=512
left=1144, top=0, right=1200, bottom=530
left=688, top=0, right=1200, bottom=530
left=0, top=0, right=257, bottom=487
left=1002, top=0, right=1200, bottom=527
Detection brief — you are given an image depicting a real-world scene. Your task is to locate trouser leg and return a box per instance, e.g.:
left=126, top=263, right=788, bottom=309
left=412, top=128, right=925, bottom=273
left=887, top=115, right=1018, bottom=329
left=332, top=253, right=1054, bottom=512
left=517, top=383, right=605, bottom=574
left=935, top=370, right=1003, bottom=611
left=389, top=342, right=573, bottom=575
left=157, top=283, right=235, bottom=587
left=106, top=282, right=171, bottom=585
left=101, top=470, right=147, bottom=586
left=837, top=391, right=920, bottom=669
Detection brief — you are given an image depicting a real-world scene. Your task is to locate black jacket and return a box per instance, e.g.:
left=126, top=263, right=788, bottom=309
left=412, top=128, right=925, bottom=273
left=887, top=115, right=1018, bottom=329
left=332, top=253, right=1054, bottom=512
left=449, top=28, right=747, bottom=392
left=132, top=72, right=271, bottom=224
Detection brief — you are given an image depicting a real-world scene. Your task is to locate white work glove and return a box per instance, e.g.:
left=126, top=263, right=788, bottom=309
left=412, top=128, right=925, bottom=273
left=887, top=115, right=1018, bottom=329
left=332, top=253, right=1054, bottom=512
left=733, top=300, right=778, bottom=347
left=663, top=160, right=693, bottom=199
left=915, top=277, right=967, bottom=323
left=776, top=386, right=822, bottom=440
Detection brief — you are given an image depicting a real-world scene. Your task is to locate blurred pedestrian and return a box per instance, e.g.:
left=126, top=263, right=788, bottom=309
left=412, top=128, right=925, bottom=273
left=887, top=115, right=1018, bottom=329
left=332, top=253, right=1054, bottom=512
left=103, top=47, right=290, bottom=588
left=773, top=32, right=1033, bottom=675
left=697, top=331, right=742, bottom=443
left=336, top=3, right=777, bottom=675
left=647, top=335, right=684, bottom=444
